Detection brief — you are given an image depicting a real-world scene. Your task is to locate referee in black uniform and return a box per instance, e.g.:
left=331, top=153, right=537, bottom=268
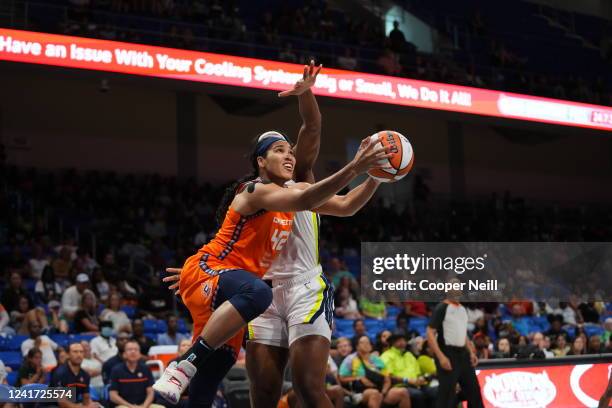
left=427, top=291, right=484, bottom=408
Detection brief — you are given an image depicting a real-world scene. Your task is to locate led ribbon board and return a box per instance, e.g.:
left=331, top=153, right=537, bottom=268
left=1, top=28, right=611, bottom=131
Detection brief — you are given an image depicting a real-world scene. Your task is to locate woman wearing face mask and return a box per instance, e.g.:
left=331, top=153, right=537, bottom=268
left=90, top=321, right=118, bottom=364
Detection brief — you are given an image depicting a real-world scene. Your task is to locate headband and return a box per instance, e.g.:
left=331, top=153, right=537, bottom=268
left=255, top=131, right=288, bottom=157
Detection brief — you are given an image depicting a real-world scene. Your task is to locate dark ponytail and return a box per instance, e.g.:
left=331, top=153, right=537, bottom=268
left=215, top=131, right=292, bottom=227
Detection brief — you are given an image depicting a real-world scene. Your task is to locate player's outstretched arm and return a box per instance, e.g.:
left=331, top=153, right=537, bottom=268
left=315, top=177, right=380, bottom=217
left=244, top=136, right=390, bottom=212
left=287, top=60, right=323, bottom=183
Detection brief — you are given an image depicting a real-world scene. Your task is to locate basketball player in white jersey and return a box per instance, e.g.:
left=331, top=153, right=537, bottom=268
left=165, top=62, right=382, bottom=407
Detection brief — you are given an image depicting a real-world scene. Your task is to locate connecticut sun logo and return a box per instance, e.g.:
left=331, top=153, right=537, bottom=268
left=483, top=371, right=556, bottom=408
left=202, top=283, right=211, bottom=297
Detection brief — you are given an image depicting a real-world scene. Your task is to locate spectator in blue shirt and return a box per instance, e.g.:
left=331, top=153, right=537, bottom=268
left=156, top=315, right=188, bottom=346
left=109, top=340, right=163, bottom=408
left=50, top=342, right=98, bottom=408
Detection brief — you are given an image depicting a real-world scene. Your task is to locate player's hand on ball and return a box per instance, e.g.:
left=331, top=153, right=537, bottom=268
left=439, top=354, right=453, bottom=371
left=351, top=135, right=393, bottom=174
left=164, top=267, right=182, bottom=295
left=278, top=59, right=322, bottom=97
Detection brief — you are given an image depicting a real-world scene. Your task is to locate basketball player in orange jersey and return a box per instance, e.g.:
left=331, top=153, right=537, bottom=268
left=152, top=99, right=391, bottom=404
left=164, top=62, right=384, bottom=408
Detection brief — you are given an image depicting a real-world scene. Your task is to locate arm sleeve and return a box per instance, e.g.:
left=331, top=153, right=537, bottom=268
left=428, top=303, right=447, bottom=331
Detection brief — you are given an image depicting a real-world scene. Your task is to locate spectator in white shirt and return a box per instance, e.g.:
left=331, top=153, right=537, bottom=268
left=100, top=293, right=131, bottom=333
left=21, top=320, right=59, bottom=370
left=0, top=303, right=15, bottom=335
left=61, top=273, right=91, bottom=319
left=35, top=266, right=62, bottom=305
left=28, top=244, right=49, bottom=280
left=90, top=321, right=118, bottom=363
left=80, top=340, right=104, bottom=396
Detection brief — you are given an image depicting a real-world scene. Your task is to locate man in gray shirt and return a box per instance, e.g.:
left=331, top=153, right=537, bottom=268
left=426, top=294, right=484, bottom=408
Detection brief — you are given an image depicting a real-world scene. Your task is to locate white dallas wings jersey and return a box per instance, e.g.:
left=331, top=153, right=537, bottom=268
left=264, top=183, right=320, bottom=280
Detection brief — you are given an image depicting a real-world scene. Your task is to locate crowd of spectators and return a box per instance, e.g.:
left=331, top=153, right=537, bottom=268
left=1, top=166, right=611, bottom=406
left=10, top=0, right=607, bottom=106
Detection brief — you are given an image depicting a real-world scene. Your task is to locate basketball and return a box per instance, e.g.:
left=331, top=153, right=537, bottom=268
left=367, top=130, right=414, bottom=183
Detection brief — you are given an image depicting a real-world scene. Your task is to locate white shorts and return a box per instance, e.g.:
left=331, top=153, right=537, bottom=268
left=248, top=266, right=334, bottom=348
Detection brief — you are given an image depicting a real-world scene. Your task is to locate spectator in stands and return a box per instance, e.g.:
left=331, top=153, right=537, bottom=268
left=61, top=273, right=92, bottom=320
left=381, top=333, right=436, bottom=408
left=545, top=316, right=569, bottom=341
left=91, top=268, right=110, bottom=303
left=57, top=348, right=69, bottom=366
left=350, top=319, right=367, bottom=348
left=52, top=247, right=73, bottom=284
left=588, top=335, right=604, bottom=354
left=552, top=334, right=570, bottom=357
left=156, top=315, right=188, bottom=346
left=73, top=290, right=100, bottom=334
left=0, top=304, right=15, bottom=335
left=360, top=297, right=387, bottom=319
left=337, top=47, right=358, bottom=71
left=16, top=348, right=45, bottom=386
left=28, top=243, right=50, bottom=280
left=578, top=302, right=600, bottom=324
left=554, top=301, right=578, bottom=327
left=334, top=286, right=361, bottom=320
left=11, top=295, right=44, bottom=335
left=35, top=265, right=63, bottom=304
left=401, top=302, right=429, bottom=318
left=472, top=332, right=490, bottom=360
left=0, top=360, right=8, bottom=385
left=603, top=318, right=612, bottom=347
left=50, top=342, right=97, bottom=408
left=408, top=336, right=424, bottom=357
left=109, top=340, right=162, bottom=408
left=567, top=336, right=586, bottom=356
left=47, top=300, right=69, bottom=334
left=331, top=337, right=353, bottom=367
left=532, top=332, right=553, bottom=358
left=132, top=318, right=155, bottom=355
left=466, top=304, right=484, bottom=332
left=327, top=257, right=354, bottom=288
left=374, top=330, right=392, bottom=355
left=74, top=249, right=99, bottom=276
left=80, top=340, right=104, bottom=398
left=21, top=320, right=59, bottom=371
left=2, top=271, right=33, bottom=313
left=542, top=335, right=553, bottom=355
left=395, top=315, right=418, bottom=340
left=102, top=331, right=131, bottom=384
left=388, top=21, right=406, bottom=53
left=492, top=338, right=512, bottom=359
left=139, top=275, right=171, bottom=319
left=339, top=335, right=411, bottom=408
left=100, top=293, right=131, bottom=333
left=90, top=321, right=117, bottom=364
left=417, top=341, right=436, bottom=377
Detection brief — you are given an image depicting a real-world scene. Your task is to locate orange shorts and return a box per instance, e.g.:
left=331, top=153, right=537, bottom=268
left=179, top=253, right=244, bottom=357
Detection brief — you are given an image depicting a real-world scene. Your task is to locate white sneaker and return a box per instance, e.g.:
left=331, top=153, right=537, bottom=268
left=153, top=360, right=197, bottom=404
